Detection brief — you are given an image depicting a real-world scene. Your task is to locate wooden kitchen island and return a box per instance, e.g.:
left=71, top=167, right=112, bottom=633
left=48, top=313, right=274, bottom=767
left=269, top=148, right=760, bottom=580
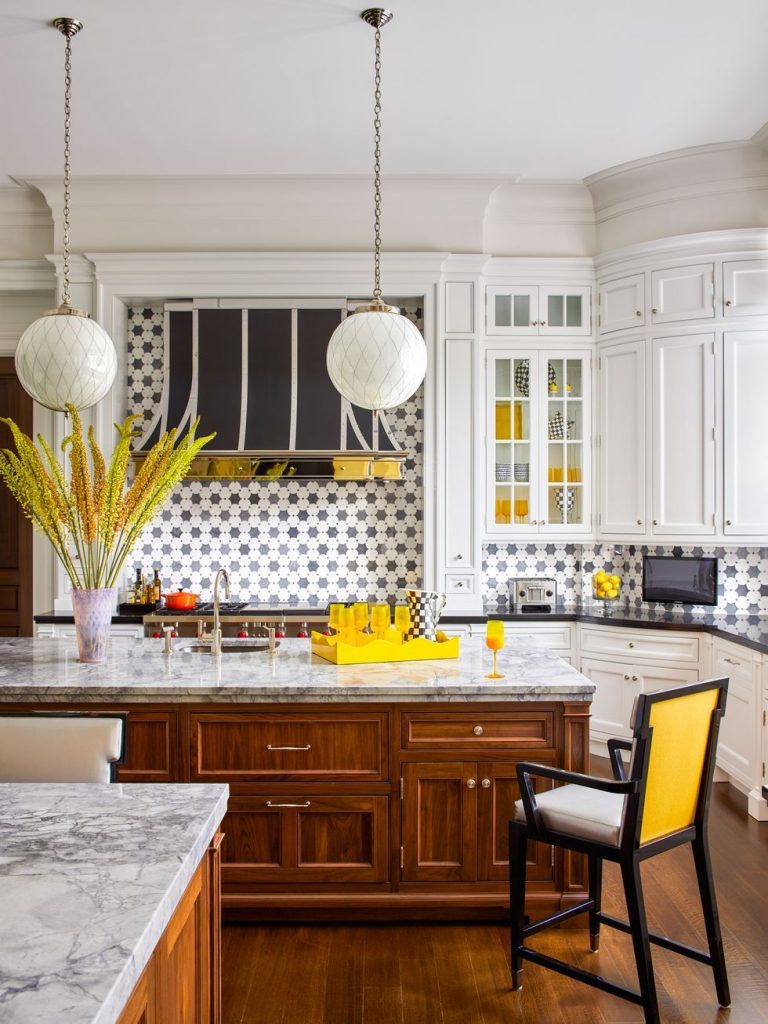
left=0, top=636, right=593, bottom=923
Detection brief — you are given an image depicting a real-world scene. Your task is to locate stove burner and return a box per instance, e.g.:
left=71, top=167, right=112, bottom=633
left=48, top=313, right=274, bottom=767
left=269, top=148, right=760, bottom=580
left=162, top=601, right=250, bottom=616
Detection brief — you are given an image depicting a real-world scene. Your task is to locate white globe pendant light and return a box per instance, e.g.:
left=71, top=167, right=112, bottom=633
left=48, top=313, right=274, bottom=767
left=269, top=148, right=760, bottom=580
left=327, top=9, right=426, bottom=413
left=15, top=18, right=117, bottom=412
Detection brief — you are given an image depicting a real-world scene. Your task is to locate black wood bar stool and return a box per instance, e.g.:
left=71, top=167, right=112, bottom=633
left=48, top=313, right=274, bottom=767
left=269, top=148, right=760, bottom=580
left=508, top=678, right=730, bottom=1024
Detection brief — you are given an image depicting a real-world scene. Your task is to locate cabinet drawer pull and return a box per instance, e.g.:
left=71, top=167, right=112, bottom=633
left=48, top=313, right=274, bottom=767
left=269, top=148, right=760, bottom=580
left=723, top=657, right=741, bottom=666
left=266, top=801, right=311, bottom=809
left=481, top=778, right=491, bottom=789
left=473, top=725, right=484, bottom=736
left=467, top=778, right=476, bottom=789
left=266, top=744, right=312, bottom=751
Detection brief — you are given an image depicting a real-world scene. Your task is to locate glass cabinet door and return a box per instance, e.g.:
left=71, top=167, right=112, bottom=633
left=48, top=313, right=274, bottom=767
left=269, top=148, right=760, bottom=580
left=486, top=287, right=539, bottom=336
left=541, top=354, right=587, bottom=530
left=489, top=355, right=537, bottom=530
left=538, top=287, right=591, bottom=336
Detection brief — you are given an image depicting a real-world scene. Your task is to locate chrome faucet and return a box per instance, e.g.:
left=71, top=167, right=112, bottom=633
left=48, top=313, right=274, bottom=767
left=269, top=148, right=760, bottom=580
left=210, top=568, right=231, bottom=657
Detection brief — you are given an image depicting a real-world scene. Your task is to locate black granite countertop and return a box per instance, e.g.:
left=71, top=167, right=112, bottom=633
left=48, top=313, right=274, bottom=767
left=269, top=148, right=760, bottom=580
left=35, top=603, right=768, bottom=655
left=442, top=603, right=768, bottom=656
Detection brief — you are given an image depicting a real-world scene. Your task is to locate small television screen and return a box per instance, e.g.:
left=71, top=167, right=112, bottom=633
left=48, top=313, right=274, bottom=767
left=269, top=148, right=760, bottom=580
left=642, top=556, right=718, bottom=606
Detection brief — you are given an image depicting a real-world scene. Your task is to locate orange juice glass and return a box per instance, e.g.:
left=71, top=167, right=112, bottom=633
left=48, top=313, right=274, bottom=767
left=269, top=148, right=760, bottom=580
left=485, top=620, right=505, bottom=679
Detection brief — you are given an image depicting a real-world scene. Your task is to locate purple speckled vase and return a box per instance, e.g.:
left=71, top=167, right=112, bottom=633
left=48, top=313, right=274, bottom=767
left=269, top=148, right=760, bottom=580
left=71, top=588, right=115, bottom=663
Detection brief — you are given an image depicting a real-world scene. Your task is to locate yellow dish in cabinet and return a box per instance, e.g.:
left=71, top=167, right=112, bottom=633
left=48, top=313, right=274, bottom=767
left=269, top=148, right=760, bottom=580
left=311, top=632, right=460, bottom=665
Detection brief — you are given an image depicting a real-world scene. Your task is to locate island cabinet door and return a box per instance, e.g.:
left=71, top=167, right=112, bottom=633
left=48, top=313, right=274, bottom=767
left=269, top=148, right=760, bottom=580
left=476, top=760, right=555, bottom=882
left=156, top=862, right=211, bottom=1024
left=115, top=712, right=179, bottom=783
left=401, top=762, right=477, bottom=882
left=117, top=966, right=155, bottom=1024
left=221, top=795, right=389, bottom=884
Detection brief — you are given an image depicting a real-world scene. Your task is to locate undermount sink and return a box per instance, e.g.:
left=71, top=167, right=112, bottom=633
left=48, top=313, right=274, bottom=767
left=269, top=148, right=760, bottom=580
left=184, top=642, right=279, bottom=655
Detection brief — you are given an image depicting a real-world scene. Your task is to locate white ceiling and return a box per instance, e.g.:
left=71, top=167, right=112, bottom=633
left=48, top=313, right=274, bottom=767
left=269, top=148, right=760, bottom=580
left=1, top=0, right=768, bottom=186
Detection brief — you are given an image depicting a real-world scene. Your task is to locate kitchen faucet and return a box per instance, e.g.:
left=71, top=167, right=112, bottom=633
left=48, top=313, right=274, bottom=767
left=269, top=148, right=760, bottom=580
left=210, top=568, right=230, bottom=657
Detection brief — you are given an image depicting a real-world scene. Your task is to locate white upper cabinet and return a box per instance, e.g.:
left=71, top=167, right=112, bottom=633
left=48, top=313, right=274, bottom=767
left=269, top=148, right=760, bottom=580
left=445, top=282, right=474, bottom=334
left=598, top=338, right=646, bottom=535
left=444, top=337, right=478, bottom=581
left=487, top=349, right=591, bottom=537
left=724, top=331, right=768, bottom=535
left=723, top=259, right=768, bottom=317
left=651, top=264, right=714, bottom=324
left=538, top=287, right=592, bottom=335
left=486, top=286, right=591, bottom=336
left=598, top=274, right=645, bottom=334
left=487, top=286, right=539, bottom=335
left=651, top=333, right=716, bottom=535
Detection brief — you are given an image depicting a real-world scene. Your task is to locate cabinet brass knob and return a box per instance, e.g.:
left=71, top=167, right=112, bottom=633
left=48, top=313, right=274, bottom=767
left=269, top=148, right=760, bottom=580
left=635, top=310, right=642, bottom=317
left=540, top=321, right=547, bottom=326
left=652, top=308, right=658, bottom=315
left=726, top=519, right=732, bottom=526
left=481, top=778, right=491, bottom=789
left=725, top=300, right=732, bottom=307
left=455, top=553, right=463, bottom=560
left=628, top=642, right=635, bottom=648
left=653, top=519, right=658, bottom=526
left=624, top=673, right=630, bottom=680
left=632, top=675, right=638, bottom=682
left=473, top=725, right=484, bottom=736
left=637, top=519, right=643, bottom=525
left=467, top=778, right=477, bottom=789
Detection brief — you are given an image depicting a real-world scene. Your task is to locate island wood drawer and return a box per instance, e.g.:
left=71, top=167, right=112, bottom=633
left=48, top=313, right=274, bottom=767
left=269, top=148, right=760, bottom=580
left=190, top=712, right=388, bottom=782
left=115, top=711, right=179, bottom=783
left=401, top=711, right=555, bottom=750
left=220, top=794, right=389, bottom=884
left=579, top=626, right=700, bottom=665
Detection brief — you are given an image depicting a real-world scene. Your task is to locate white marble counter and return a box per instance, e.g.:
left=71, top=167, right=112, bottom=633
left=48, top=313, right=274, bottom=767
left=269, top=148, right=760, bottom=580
left=0, top=636, right=593, bottom=703
left=0, top=782, right=228, bottom=1024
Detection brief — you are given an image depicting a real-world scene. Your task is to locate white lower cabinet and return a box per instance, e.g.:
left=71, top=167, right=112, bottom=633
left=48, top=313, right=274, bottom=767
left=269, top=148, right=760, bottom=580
left=712, top=638, right=767, bottom=819
left=581, top=654, right=699, bottom=744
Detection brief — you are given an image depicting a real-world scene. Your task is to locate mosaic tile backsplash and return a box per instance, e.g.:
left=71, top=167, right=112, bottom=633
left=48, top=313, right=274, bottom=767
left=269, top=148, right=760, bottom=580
left=126, top=305, right=424, bottom=603
left=483, top=543, right=768, bottom=616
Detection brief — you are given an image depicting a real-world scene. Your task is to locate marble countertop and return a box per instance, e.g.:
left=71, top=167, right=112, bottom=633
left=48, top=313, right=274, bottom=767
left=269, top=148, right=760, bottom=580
left=0, top=636, right=593, bottom=703
left=443, top=603, right=768, bottom=655
left=0, top=782, right=228, bottom=1024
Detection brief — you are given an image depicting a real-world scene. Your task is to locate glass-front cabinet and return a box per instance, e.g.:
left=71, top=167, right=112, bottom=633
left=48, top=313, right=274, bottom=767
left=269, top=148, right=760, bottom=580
left=487, top=349, right=592, bottom=536
left=487, top=286, right=591, bottom=336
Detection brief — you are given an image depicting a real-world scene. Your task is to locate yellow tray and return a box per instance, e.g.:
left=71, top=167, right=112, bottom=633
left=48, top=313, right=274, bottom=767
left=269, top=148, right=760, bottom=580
left=311, top=632, right=460, bottom=665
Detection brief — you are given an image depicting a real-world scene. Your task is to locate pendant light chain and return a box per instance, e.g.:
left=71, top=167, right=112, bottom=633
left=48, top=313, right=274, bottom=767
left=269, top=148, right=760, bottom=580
left=372, top=21, right=383, bottom=301
left=61, top=29, right=74, bottom=307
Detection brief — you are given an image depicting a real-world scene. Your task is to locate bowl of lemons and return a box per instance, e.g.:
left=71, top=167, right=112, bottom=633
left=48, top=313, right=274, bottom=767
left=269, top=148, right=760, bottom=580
left=592, top=570, right=622, bottom=605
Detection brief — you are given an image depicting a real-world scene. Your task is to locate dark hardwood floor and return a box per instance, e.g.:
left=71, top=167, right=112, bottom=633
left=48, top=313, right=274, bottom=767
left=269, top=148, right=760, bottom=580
left=222, top=777, right=768, bottom=1023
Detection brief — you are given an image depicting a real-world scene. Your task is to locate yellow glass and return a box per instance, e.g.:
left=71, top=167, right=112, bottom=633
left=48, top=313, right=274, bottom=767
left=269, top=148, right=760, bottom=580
left=394, top=604, right=411, bottom=641
left=500, top=498, right=511, bottom=523
left=353, top=602, right=369, bottom=632
left=370, top=603, right=391, bottom=639
left=485, top=619, right=505, bottom=679
left=328, top=603, right=344, bottom=633
left=514, top=499, right=528, bottom=523
left=339, top=606, right=355, bottom=642
left=495, top=403, right=511, bottom=440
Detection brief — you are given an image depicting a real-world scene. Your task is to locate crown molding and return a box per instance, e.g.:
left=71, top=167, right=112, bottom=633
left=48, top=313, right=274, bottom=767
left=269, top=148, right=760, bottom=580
left=594, top=227, right=768, bottom=276
left=0, top=259, right=56, bottom=291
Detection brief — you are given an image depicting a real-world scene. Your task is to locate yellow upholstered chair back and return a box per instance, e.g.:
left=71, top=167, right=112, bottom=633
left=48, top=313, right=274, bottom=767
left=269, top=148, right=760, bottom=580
left=637, top=685, right=721, bottom=845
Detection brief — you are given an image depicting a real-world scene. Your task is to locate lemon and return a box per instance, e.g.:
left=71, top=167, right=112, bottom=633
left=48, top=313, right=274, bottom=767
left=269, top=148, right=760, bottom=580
left=594, top=570, right=607, bottom=584
left=436, top=629, right=449, bottom=643
left=610, top=575, right=621, bottom=586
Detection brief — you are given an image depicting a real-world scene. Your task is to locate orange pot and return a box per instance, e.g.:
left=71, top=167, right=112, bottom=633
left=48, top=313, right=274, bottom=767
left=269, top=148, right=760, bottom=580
left=162, top=590, right=200, bottom=610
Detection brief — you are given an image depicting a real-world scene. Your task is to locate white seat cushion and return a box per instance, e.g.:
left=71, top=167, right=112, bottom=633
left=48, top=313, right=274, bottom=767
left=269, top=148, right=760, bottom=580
left=0, top=716, right=123, bottom=783
left=514, top=784, right=625, bottom=846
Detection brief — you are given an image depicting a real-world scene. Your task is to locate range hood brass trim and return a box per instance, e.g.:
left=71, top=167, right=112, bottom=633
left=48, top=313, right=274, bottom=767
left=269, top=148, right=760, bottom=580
left=130, top=450, right=408, bottom=481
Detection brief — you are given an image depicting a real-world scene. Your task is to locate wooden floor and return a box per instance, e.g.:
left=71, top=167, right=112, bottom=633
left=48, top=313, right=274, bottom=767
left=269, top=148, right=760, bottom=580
left=222, top=779, right=768, bottom=1024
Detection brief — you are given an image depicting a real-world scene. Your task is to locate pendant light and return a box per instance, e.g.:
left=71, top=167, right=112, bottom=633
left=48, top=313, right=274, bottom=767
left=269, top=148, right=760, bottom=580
left=326, top=8, right=427, bottom=413
left=15, top=18, right=117, bottom=412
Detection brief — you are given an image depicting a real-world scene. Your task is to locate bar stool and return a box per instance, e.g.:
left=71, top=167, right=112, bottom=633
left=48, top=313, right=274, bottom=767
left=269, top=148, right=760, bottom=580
left=0, top=712, right=126, bottom=783
left=508, top=678, right=730, bottom=1024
